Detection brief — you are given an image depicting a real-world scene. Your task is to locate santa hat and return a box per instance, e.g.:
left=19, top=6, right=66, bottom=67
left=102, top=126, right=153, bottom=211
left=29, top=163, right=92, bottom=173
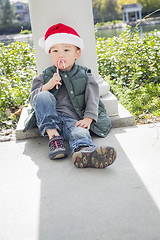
left=38, top=23, right=84, bottom=54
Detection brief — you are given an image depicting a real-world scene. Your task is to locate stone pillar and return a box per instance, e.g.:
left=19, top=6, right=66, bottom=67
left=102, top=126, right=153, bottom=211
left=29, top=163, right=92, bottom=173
left=139, top=10, right=142, bottom=20
left=135, top=12, right=138, bottom=21
left=122, top=12, right=125, bottom=22
left=126, top=12, right=129, bottom=23
left=28, top=0, right=109, bottom=97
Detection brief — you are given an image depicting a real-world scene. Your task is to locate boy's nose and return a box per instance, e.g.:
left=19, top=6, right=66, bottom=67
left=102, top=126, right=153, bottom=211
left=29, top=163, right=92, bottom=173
left=58, top=55, right=63, bottom=60
left=59, top=51, right=63, bottom=57
left=59, top=54, right=64, bottom=60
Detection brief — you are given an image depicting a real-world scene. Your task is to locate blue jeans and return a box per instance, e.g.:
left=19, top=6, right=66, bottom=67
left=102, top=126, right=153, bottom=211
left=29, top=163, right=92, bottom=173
left=33, top=91, right=95, bottom=155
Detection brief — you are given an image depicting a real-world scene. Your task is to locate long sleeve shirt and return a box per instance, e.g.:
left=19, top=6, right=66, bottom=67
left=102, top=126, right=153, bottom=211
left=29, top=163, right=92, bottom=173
left=29, top=71, right=99, bottom=122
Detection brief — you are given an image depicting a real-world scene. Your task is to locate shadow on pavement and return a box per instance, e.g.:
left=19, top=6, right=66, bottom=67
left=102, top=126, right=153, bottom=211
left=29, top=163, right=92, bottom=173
left=23, top=127, right=160, bottom=240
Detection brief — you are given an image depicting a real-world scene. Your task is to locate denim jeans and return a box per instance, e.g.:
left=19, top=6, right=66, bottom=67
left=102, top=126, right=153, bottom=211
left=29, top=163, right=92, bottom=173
left=33, top=91, right=95, bottom=155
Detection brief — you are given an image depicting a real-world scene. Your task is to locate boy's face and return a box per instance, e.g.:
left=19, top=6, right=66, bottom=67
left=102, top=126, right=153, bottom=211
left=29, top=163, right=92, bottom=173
left=50, top=44, right=81, bottom=71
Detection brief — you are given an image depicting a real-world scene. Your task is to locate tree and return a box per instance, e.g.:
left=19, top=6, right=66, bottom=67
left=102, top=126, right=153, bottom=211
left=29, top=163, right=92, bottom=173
left=138, top=0, right=160, bottom=15
left=0, top=0, right=3, bottom=24
left=92, top=0, right=102, bottom=23
left=99, top=0, right=118, bottom=21
left=107, top=0, right=118, bottom=20
left=1, top=0, right=15, bottom=26
left=92, top=0, right=160, bottom=22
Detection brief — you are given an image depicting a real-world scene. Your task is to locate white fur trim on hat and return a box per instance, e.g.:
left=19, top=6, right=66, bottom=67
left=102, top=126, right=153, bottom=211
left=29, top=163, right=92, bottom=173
left=39, top=33, right=84, bottom=54
left=38, top=37, right=45, bottom=49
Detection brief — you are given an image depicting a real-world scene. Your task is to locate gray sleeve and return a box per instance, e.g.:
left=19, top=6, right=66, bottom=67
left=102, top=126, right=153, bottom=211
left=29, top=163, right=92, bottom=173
left=29, top=74, right=44, bottom=106
left=84, top=73, right=99, bottom=122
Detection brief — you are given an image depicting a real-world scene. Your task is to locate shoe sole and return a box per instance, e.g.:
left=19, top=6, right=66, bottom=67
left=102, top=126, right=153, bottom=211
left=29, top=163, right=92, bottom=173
left=49, top=151, right=67, bottom=160
left=72, top=146, right=117, bottom=168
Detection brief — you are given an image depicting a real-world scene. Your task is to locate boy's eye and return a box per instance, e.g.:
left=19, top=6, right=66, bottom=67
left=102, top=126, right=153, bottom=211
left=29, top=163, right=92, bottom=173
left=64, top=49, right=69, bottom=52
left=52, top=49, right=58, bottom=52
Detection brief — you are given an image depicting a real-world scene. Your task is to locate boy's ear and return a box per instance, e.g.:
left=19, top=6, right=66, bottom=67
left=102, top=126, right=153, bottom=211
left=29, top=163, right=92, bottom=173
left=75, top=48, right=81, bottom=60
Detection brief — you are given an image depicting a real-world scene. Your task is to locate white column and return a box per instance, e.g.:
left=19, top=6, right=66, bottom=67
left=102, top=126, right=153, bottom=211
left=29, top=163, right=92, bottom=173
left=135, top=12, right=138, bottom=21
left=122, top=12, right=125, bottom=22
left=139, top=10, right=142, bottom=20
left=126, top=12, right=129, bottom=23
left=28, top=0, right=109, bottom=96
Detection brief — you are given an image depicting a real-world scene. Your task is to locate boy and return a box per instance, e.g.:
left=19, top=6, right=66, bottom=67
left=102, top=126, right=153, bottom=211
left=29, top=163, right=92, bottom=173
left=24, top=23, right=117, bottom=168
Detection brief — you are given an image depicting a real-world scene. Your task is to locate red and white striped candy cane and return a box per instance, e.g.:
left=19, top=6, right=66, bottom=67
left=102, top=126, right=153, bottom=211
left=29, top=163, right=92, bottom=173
left=56, top=59, right=65, bottom=89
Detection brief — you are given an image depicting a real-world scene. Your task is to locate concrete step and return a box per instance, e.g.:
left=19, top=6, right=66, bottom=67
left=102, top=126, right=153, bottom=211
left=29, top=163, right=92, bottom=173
left=16, top=102, right=135, bottom=140
left=111, top=103, right=135, bottom=128
left=101, top=91, right=118, bottom=116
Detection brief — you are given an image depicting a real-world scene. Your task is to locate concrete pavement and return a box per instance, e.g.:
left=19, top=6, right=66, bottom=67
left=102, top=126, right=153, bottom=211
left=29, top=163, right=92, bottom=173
left=0, top=123, right=160, bottom=240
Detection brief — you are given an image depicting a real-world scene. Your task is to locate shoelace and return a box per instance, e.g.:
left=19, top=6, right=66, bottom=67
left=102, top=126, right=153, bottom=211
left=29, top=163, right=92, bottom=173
left=50, top=137, right=64, bottom=150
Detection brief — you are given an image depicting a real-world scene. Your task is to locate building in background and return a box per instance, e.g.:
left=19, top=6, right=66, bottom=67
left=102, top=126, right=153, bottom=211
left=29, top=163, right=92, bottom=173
left=122, top=3, right=143, bottom=24
left=11, top=0, right=30, bottom=23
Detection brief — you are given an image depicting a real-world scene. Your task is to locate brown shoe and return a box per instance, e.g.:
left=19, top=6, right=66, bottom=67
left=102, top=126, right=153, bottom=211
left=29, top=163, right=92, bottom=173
left=72, top=146, right=117, bottom=168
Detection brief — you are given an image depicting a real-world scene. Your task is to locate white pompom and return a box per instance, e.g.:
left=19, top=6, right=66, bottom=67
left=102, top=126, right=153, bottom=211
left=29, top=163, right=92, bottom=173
left=38, top=37, right=45, bottom=48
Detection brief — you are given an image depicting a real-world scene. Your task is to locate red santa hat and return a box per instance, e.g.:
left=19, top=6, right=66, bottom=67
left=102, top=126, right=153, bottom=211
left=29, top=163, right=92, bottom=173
left=38, top=23, right=84, bottom=54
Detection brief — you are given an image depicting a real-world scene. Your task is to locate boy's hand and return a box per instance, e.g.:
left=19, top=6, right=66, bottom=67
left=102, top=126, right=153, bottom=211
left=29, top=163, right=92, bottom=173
left=75, top=118, right=93, bottom=130
left=42, top=73, right=62, bottom=91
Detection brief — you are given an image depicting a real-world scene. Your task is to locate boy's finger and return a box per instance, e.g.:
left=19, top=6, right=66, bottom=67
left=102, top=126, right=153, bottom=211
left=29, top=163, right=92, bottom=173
left=54, top=73, right=60, bottom=78
left=75, top=121, right=80, bottom=127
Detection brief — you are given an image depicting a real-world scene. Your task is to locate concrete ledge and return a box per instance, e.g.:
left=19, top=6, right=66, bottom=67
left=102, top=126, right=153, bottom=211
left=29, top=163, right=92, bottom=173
left=110, top=103, right=135, bottom=128
left=16, top=102, right=135, bottom=140
left=101, top=91, right=118, bottom=116
left=16, top=107, right=40, bottom=140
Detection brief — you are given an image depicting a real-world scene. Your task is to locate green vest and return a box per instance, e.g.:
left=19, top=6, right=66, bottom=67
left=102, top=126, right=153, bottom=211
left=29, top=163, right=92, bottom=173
left=24, top=64, right=111, bottom=137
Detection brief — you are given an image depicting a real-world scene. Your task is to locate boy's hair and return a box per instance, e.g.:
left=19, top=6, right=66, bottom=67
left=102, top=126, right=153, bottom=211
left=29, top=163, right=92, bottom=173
left=38, top=23, right=84, bottom=54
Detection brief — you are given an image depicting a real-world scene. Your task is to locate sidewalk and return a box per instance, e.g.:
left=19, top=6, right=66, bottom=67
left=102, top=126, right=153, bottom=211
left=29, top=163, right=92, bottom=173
left=0, top=123, right=160, bottom=240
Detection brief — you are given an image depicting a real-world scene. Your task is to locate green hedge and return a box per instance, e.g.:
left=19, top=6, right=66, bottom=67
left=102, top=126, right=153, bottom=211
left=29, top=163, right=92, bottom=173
left=0, top=41, right=37, bottom=127
left=0, top=27, right=160, bottom=130
left=96, top=26, right=160, bottom=122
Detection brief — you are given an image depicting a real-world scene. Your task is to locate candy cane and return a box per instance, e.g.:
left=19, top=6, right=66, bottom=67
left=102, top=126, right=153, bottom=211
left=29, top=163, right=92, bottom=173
left=56, top=59, right=65, bottom=89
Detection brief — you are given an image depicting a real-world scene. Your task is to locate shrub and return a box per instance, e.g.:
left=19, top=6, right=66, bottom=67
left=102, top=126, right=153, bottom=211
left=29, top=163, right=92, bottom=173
left=20, top=29, right=32, bottom=35
left=96, top=26, right=160, bottom=122
left=0, top=41, right=37, bottom=128
left=0, top=27, right=160, bottom=131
